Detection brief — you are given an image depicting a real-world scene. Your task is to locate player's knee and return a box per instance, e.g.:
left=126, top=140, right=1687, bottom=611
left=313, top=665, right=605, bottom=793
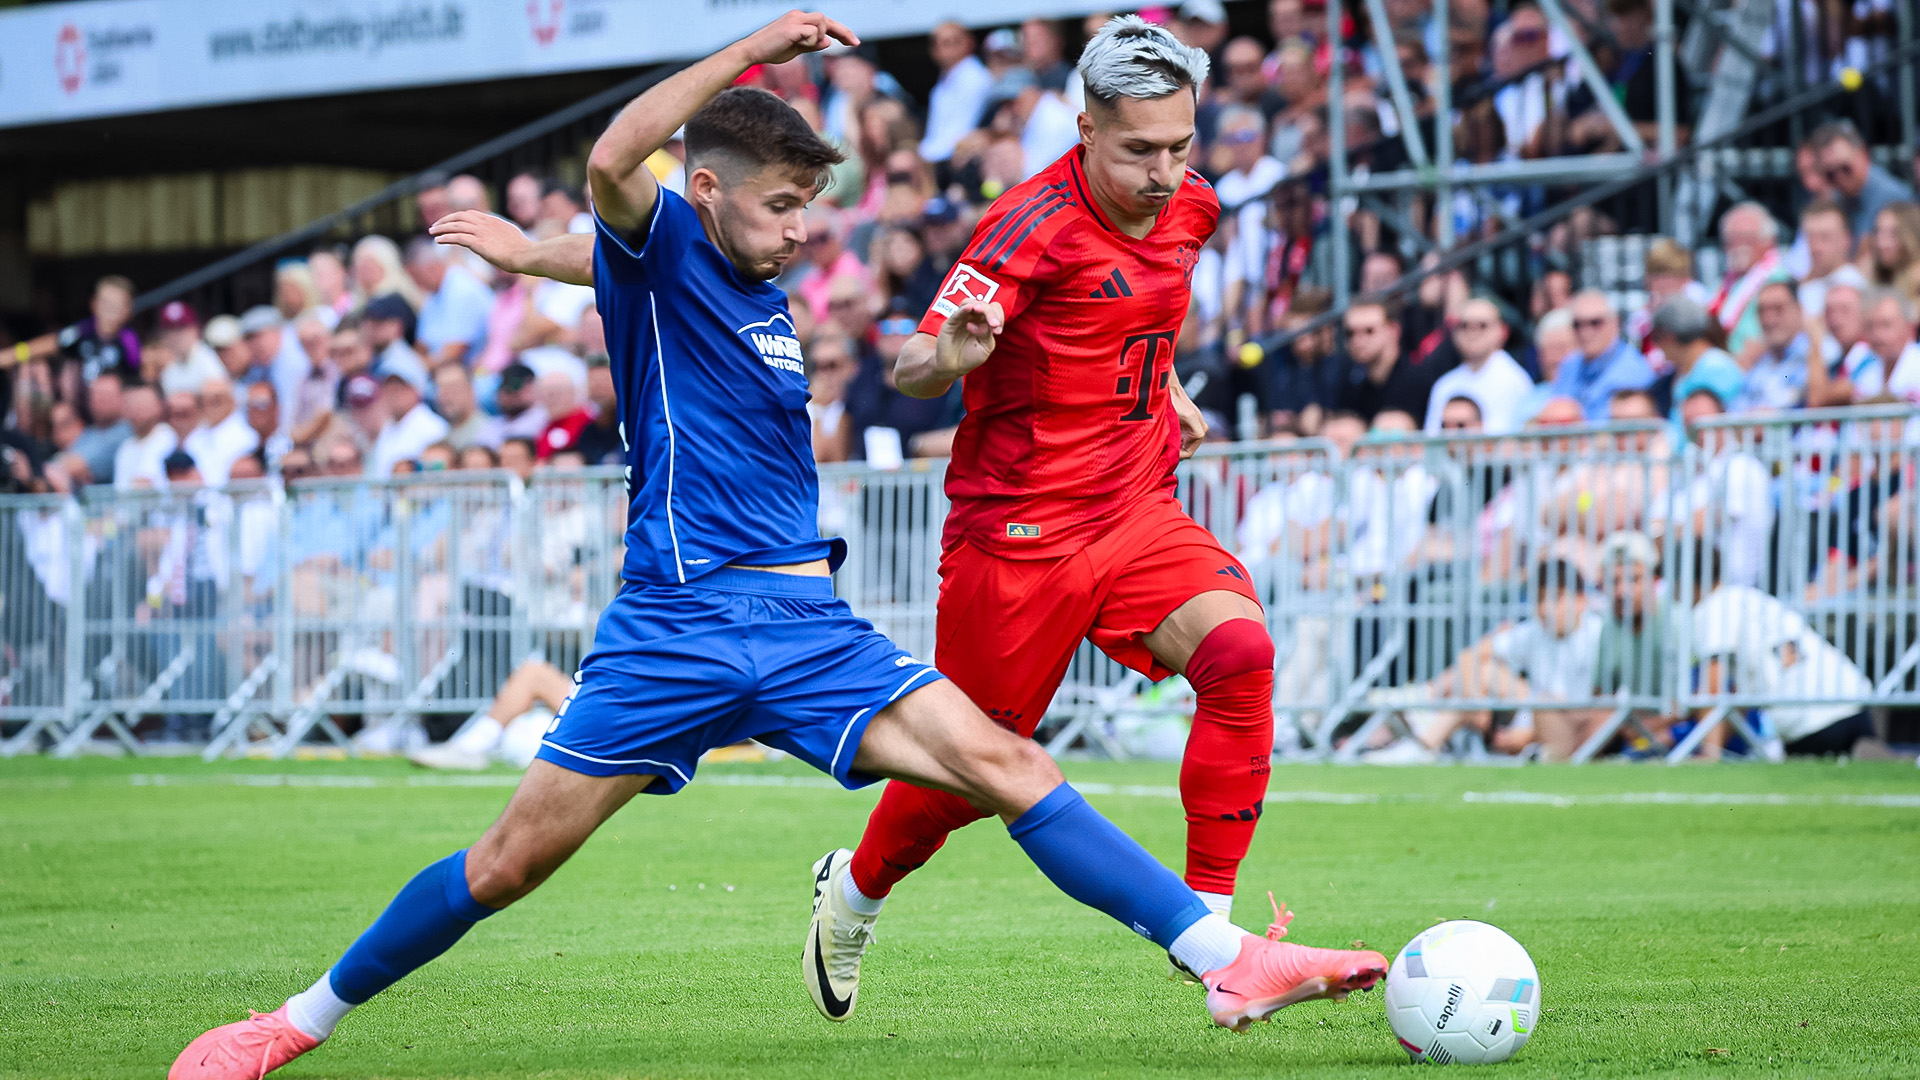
left=1185, top=618, right=1276, bottom=692
left=465, top=844, right=553, bottom=909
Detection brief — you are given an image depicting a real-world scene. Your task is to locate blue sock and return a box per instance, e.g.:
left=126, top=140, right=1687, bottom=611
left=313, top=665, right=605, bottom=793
left=327, top=849, right=497, bottom=1004
left=1007, top=784, right=1211, bottom=949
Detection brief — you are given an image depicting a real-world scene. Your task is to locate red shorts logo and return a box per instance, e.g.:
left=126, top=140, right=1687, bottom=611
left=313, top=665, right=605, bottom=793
left=930, top=262, right=1001, bottom=318
left=528, top=0, right=564, bottom=45
left=55, top=23, right=86, bottom=94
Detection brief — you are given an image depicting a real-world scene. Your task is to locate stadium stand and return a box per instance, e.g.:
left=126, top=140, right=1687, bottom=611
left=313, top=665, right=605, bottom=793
left=3, top=3, right=1919, bottom=764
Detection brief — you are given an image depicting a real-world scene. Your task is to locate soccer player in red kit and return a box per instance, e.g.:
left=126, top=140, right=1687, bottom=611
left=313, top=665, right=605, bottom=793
left=804, top=16, right=1385, bottom=1024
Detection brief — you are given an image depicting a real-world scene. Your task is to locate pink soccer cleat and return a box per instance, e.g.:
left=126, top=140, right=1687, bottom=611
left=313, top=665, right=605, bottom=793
left=168, top=1005, right=320, bottom=1080
left=1200, top=896, right=1389, bottom=1032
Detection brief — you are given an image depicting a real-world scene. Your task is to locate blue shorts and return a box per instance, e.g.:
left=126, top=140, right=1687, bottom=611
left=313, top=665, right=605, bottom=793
left=535, top=567, right=945, bottom=794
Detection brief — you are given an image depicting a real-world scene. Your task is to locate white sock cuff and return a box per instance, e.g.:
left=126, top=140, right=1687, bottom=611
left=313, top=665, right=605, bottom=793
left=1167, top=913, right=1248, bottom=978
left=840, top=871, right=885, bottom=916
left=284, top=971, right=353, bottom=1042
left=1195, top=890, right=1235, bottom=920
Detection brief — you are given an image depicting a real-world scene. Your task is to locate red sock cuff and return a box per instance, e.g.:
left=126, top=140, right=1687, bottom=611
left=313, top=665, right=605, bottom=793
left=1184, top=618, right=1275, bottom=691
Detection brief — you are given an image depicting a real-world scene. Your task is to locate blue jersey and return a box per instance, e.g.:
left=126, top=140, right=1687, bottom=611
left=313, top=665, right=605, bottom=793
left=594, top=190, right=844, bottom=584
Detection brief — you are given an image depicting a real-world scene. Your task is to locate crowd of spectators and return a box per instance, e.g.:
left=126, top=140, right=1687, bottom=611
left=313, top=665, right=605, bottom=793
left=2, top=5, right=1916, bottom=758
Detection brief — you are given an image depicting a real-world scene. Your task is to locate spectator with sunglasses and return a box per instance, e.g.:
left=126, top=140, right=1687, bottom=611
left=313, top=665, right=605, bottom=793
left=1423, top=298, right=1532, bottom=434
left=1550, top=289, right=1656, bottom=420
left=1812, top=120, right=1914, bottom=243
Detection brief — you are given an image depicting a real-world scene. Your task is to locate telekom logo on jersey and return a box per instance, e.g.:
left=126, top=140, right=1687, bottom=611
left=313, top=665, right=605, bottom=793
left=930, top=263, right=1002, bottom=318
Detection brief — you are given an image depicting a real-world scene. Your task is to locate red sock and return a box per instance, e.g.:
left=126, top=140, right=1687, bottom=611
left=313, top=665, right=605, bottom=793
left=1179, top=618, right=1275, bottom=895
left=847, top=780, right=993, bottom=898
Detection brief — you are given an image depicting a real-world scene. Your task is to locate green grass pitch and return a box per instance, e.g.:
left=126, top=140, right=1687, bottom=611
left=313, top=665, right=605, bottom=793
left=2, top=756, right=1916, bottom=1078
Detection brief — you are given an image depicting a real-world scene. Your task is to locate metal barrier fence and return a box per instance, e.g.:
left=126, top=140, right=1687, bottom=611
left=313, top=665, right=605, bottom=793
left=1, top=407, right=1914, bottom=761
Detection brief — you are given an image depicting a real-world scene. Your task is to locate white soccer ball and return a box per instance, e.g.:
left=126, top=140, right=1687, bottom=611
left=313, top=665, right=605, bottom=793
left=1384, top=920, right=1540, bottom=1065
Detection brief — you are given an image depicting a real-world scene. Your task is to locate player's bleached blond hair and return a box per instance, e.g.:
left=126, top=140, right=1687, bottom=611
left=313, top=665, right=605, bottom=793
left=1079, top=15, right=1211, bottom=109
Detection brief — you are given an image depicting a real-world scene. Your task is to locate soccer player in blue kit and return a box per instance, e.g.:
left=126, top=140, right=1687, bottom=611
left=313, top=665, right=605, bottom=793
left=170, top=14, right=1359, bottom=1078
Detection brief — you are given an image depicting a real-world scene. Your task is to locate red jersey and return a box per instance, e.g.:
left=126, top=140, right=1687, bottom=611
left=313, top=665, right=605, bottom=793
left=918, top=147, right=1219, bottom=559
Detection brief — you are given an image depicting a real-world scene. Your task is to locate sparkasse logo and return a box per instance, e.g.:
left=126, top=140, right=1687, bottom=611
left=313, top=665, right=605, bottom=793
left=55, top=23, right=85, bottom=93
left=527, top=0, right=563, bottom=45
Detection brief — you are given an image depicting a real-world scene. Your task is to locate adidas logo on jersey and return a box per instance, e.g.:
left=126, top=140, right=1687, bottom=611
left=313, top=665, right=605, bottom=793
left=1089, top=268, right=1134, bottom=299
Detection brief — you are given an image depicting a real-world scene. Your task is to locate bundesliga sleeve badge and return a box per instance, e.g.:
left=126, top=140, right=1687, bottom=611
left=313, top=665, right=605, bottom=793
left=930, top=262, right=1002, bottom=318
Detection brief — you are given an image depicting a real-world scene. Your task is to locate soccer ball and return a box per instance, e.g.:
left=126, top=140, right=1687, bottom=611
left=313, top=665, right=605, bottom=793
left=1384, top=920, right=1539, bottom=1065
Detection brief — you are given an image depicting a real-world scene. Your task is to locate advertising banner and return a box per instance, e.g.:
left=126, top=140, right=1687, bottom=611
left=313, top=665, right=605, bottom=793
left=0, top=0, right=1102, bottom=130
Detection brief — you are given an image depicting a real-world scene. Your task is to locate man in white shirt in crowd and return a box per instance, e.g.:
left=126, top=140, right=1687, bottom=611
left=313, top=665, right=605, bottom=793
left=1424, top=298, right=1534, bottom=434
left=155, top=301, right=226, bottom=395
left=1794, top=198, right=1866, bottom=319
left=406, top=237, right=494, bottom=368
left=1365, top=558, right=1608, bottom=762
left=182, top=374, right=261, bottom=487
left=1685, top=541, right=1875, bottom=758
left=244, top=381, right=292, bottom=470
left=368, top=366, right=451, bottom=478
left=1665, top=389, right=1774, bottom=590
left=1858, top=287, right=1920, bottom=404
left=919, top=21, right=993, bottom=165
left=113, top=382, right=177, bottom=491
left=1736, top=282, right=1826, bottom=412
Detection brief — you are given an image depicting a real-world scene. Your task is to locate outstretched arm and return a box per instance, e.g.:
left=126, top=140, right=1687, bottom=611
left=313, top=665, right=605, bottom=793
left=430, top=211, right=594, bottom=286
left=587, top=10, right=856, bottom=233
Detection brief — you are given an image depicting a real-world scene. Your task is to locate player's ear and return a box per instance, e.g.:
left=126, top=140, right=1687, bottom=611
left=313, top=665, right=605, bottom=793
left=686, top=167, right=722, bottom=211
left=1077, top=110, right=1097, bottom=149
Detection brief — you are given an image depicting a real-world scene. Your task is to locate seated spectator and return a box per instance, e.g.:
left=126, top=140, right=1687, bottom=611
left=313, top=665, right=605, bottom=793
left=1336, top=300, right=1446, bottom=424
left=182, top=375, right=260, bottom=487
left=24, top=275, right=140, bottom=386
left=791, top=211, right=869, bottom=322
left=1646, top=295, right=1744, bottom=419
left=919, top=21, right=994, bottom=166
left=351, top=234, right=424, bottom=311
left=70, top=371, right=131, bottom=485
left=154, top=302, right=225, bottom=394
left=362, top=294, right=424, bottom=381
left=1709, top=202, right=1792, bottom=361
left=1267, top=287, right=1342, bottom=435
left=1667, top=389, right=1774, bottom=589
left=433, top=363, right=502, bottom=452
left=1551, top=289, right=1655, bottom=420
left=1796, top=198, right=1867, bottom=318
left=1736, top=282, right=1823, bottom=412
left=1515, top=307, right=1576, bottom=424
left=1840, top=287, right=1920, bottom=402
left=407, top=657, right=578, bottom=770
left=1364, top=558, right=1606, bottom=763
left=113, top=382, right=176, bottom=491
left=1807, top=280, right=1873, bottom=403
left=1423, top=298, right=1532, bottom=434
left=1685, top=542, right=1876, bottom=758
left=368, top=367, right=450, bottom=478
left=274, top=262, right=323, bottom=324
left=1626, top=238, right=1712, bottom=367
left=406, top=237, right=493, bottom=368
left=1859, top=201, right=1920, bottom=312
left=1588, top=531, right=1678, bottom=749
left=806, top=329, right=858, bottom=464
left=494, top=363, right=550, bottom=442
left=575, top=358, right=623, bottom=466
left=244, top=382, right=290, bottom=470
left=535, top=372, right=592, bottom=460
left=1813, top=119, right=1915, bottom=242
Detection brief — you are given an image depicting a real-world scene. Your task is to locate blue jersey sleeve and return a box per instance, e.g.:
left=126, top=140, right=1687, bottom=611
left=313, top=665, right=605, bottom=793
left=594, top=187, right=701, bottom=288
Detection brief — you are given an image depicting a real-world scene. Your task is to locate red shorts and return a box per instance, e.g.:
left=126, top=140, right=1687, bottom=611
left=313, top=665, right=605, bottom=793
left=933, top=495, right=1261, bottom=737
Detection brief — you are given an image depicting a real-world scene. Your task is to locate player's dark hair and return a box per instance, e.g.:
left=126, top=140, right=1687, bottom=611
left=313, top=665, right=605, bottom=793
left=1534, top=557, right=1586, bottom=597
left=685, top=88, right=845, bottom=191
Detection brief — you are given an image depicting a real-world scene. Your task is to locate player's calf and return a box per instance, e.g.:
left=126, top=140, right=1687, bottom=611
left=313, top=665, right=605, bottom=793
left=1177, top=617, right=1275, bottom=901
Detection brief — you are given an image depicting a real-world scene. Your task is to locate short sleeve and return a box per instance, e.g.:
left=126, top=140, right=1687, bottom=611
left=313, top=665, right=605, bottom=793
left=916, top=242, right=1050, bottom=338
left=593, top=187, right=702, bottom=288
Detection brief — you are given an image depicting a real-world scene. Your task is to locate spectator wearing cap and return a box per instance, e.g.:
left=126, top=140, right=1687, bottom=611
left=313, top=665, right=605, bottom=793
left=174, top=314, right=245, bottom=399
left=982, top=26, right=1025, bottom=78
left=494, top=363, right=550, bottom=442
left=433, top=363, right=503, bottom=452
left=113, top=382, right=176, bottom=491
left=155, top=301, right=225, bottom=395
left=71, top=371, right=132, bottom=485
left=534, top=372, right=593, bottom=460
left=920, top=195, right=969, bottom=274
left=1176, top=0, right=1229, bottom=56
left=406, top=236, right=494, bottom=368
left=1647, top=295, right=1746, bottom=419
left=1424, top=299, right=1532, bottom=435
left=575, top=357, right=624, bottom=466
left=362, top=293, right=426, bottom=381
left=368, top=365, right=450, bottom=478
left=340, top=373, right=387, bottom=451
left=1551, top=289, right=1656, bottom=421
left=1709, top=202, right=1793, bottom=361
left=1798, top=198, right=1868, bottom=319
left=182, top=375, right=260, bottom=487
left=240, top=304, right=312, bottom=434
left=1813, top=120, right=1915, bottom=242
left=920, top=21, right=994, bottom=166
